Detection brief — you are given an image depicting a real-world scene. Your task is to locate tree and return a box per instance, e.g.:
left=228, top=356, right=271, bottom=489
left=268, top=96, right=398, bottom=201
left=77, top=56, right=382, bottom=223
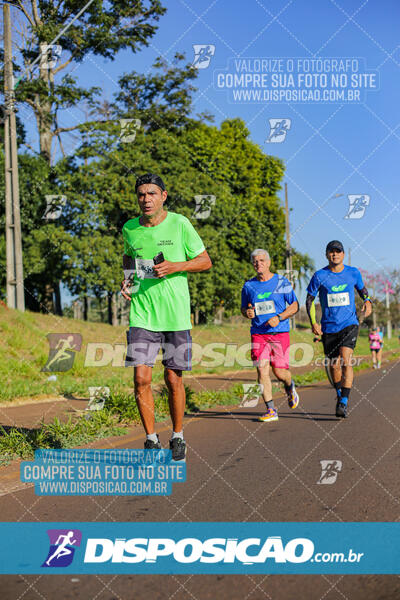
left=0, top=149, right=74, bottom=312
left=9, top=0, right=166, bottom=162
left=387, top=269, right=400, bottom=329
left=1, top=0, right=166, bottom=312
left=113, top=54, right=212, bottom=131
left=1, top=12, right=315, bottom=319
left=360, top=269, right=398, bottom=331
left=59, top=116, right=313, bottom=322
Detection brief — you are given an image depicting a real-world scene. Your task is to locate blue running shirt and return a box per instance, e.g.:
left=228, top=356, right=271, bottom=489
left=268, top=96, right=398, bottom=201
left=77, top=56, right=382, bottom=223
left=307, top=265, right=365, bottom=333
left=241, top=275, right=298, bottom=334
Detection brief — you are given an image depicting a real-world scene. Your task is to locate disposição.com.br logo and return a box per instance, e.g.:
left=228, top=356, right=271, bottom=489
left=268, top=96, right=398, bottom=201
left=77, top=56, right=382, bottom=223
left=41, top=529, right=82, bottom=567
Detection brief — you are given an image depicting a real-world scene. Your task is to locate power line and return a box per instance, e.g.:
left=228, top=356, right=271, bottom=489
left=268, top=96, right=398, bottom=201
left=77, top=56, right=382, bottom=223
left=13, top=0, right=96, bottom=89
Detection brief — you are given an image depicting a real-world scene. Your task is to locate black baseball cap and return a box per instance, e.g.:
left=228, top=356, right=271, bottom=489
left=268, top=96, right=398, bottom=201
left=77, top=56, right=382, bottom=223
left=135, top=173, right=166, bottom=193
left=326, top=240, right=344, bottom=253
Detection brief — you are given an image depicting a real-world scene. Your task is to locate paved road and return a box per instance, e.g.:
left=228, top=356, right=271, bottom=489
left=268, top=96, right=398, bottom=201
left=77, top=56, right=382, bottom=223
left=1, top=363, right=399, bottom=599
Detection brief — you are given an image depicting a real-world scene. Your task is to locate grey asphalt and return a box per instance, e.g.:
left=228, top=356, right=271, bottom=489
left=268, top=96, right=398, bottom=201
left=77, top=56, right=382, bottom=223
left=0, top=363, right=399, bottom=599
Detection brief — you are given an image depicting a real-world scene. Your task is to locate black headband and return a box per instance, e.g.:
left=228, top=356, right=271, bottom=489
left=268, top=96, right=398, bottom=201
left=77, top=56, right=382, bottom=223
left=135, top=173, right=166, bottom=193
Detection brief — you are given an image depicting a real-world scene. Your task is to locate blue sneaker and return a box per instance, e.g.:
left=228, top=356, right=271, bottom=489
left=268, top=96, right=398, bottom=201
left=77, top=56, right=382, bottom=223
left=335, top=400, right=348, bottom=418
left=287, top=383, right=299, bottom=409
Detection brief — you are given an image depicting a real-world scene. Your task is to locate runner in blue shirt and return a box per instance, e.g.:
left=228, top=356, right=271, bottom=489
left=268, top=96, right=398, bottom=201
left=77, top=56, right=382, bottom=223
left=306, top=240, right=372, bottom=418
left=241, top=249, right=299, bottom=423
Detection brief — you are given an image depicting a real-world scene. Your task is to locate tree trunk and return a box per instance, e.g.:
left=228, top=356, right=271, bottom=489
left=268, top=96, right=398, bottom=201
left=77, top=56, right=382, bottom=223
left=194, top=308, right=199, bottom=325
left=73, top=301, right=81, bottom=320
left=83, top=296, right=88, bottom=321
left=30, top=59, right=56, bottom=311
left=42, top=283, right=55, bottom=314
left=54, top=282, right=63, bottom=316
left=111, top=292, right=118, bottom=326
left=38, top=50, right=55, bottom=163
left=107, top=293, right=112, bottom=325
left=213, top=306, right=224, bottom=325
left=99, top=296, right=104, bottom=322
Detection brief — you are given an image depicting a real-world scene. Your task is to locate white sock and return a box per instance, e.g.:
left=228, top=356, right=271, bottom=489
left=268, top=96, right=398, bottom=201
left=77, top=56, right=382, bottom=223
left=171, top=431, right=183, bottom=441
left=146, top=433, right=158, bottom=443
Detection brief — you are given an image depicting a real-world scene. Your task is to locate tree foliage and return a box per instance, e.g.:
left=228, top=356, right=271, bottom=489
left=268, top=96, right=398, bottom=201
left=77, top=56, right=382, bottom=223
left=0, top=2, right=314, bottom=321
left=6, top=0, right=166, bottom=161
left=56, top=116, right=313, bottom=321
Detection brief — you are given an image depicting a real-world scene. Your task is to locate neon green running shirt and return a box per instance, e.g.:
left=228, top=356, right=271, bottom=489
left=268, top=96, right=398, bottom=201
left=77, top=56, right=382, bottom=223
left=122, top=212, right=206, bottom=331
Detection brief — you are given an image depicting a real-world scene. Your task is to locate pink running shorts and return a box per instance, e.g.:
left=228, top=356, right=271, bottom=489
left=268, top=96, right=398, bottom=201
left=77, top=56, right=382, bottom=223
left=250, top=332, right=290, bottom=369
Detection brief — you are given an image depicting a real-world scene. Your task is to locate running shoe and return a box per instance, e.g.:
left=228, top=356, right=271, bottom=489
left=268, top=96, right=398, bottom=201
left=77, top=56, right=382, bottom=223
left=258, top=408, right=279, bottom=422
left=335, top=400, right=348, bottom=418
left=169, top=437, right=186, bottom=461
left=287, top=383, right=299, bottom=409
left=144, top=435, right=161, bottom=450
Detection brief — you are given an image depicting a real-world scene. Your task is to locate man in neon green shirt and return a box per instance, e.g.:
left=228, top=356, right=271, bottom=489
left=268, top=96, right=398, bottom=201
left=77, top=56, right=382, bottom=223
left=121, top=173, right=212, bottom=460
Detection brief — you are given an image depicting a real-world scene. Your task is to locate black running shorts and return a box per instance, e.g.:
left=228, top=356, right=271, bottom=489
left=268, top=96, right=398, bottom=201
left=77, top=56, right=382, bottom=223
left=322, top=324, right=359, bottom=359
left=125, top=327, right=192, bottom=370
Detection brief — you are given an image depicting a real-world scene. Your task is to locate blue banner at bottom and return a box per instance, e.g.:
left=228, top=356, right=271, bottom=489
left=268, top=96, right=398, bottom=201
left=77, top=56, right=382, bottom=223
left=0, top=522, right=398, bottom=574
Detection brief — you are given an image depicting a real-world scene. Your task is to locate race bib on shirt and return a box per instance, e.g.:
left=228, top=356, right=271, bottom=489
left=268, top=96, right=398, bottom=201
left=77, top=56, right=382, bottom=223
left=135, top=258, right=156, bottom=279
left=255, top=300, right=276, bottom=315
left=327, top=292, right=350, bottom=307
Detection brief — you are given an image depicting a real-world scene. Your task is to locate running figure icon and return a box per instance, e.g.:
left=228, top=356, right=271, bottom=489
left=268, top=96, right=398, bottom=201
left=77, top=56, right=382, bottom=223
left=45, top=531, right=77, bottom=566
left=42, top=333, right=82, bottom=372
left=45, top=336, right=77, bottom=370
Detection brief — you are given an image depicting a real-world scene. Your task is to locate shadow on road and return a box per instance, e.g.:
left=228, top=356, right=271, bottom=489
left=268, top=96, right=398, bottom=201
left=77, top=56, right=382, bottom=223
left=185, top=410, right=338, bottom=422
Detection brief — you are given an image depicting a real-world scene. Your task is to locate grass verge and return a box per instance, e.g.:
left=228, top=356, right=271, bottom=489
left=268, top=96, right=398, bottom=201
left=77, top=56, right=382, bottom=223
left=294, top=351, right=400, bottom=386
left=1, top=352, right=398, bottom=465
left=0, top=385, right=247, bottom=465
left=1, top=305, right=399, bottom=403
left=0, top=411, right=126, bottom=466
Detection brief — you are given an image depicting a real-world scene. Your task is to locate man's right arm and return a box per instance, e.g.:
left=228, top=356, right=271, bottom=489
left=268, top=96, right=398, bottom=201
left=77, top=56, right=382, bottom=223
left=306, top=293, right=322, bottom=336
left=241, top=305, right=255, bottom=319
left=306, top=273, right=322, bottom=335
left=241, top=285, right=255, bottom=319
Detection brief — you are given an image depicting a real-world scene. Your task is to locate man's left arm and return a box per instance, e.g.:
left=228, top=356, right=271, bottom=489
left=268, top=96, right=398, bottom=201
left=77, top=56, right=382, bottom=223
left=278, top=300, right=299, bottom=320
left=355, top=270, right=372, bottom=318
left=267, top=281, right=299, bottom=327
left=268, top=300, right=299, bottom=327
left=153, top=250, right=212, bottom=277
left=153, top=217, right=212, bottom=277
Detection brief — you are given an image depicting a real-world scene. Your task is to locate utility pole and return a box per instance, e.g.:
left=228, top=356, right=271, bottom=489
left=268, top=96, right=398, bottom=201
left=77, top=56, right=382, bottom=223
left=3, top=2, right=24, bottom=311
left=284, top=183, right=295, bottom=329
left=385, top=286, right=392, bottom=340
left=348, top=247, right=351, bottom=266
left=284, top=183, right=291, bottom=272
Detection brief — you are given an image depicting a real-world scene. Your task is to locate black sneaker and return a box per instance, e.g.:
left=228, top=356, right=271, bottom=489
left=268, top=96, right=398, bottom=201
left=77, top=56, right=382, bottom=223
left=169, top=437, right=186, bottom=461
left=335, top=400, right=348, bottom=418
left=144, top=434, right=161, bottom=450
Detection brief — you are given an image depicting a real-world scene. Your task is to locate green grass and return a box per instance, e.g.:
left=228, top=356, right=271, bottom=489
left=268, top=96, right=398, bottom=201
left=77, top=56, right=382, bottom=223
left=0, top=384, right=248, bottom=464
left=0, top=305, right=399, bottom=403
left=2, top=347, right=399, bottom=465
left=0, top=411, right=126, bottom=465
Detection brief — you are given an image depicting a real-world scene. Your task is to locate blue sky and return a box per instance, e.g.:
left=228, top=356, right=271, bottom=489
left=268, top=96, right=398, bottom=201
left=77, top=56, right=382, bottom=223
left=16, top=0, right=400, bottom=297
